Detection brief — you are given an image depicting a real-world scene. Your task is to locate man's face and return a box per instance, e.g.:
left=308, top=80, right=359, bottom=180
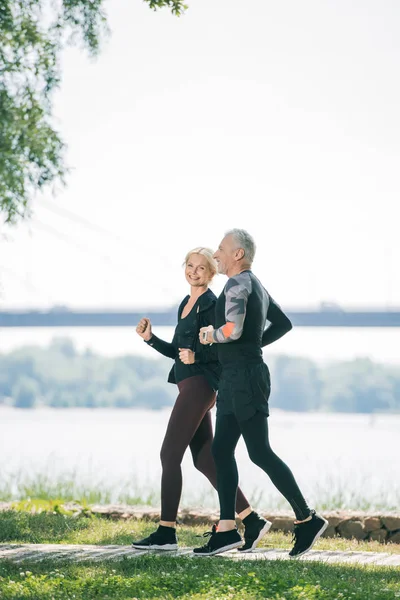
left=213, top=235, right=237, bottom=275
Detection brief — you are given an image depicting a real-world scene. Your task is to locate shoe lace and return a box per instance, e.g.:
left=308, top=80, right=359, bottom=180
left=202, top=530, right=213, bottom=539
left=291, top=524, right=301, bottom=550
left=196, top=524, right=217, bottom=546
left=196, top=524, right=217, bottom=539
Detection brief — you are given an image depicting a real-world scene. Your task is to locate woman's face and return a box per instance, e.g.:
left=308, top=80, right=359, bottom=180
left=185, top=253, right=212, bottom=288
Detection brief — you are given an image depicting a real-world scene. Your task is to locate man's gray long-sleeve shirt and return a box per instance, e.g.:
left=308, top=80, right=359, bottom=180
left=213, top=270, right=292, bottom=365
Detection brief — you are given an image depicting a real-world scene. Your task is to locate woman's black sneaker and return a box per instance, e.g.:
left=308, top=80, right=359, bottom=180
left=289, top=510, right=328, bottom=558
left=193, top=525, right=243, bottom=556
left=132, top=525, right=178, bottom=550
left=238, top=512, right=272, bottom=553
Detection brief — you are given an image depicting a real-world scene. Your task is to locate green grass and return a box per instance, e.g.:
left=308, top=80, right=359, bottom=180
left=0, top=470, right=160, bottom=506
left=1, top=469, right=400, bottom=512
left=1, top=507, right=400, bottom=555
left=1, top=509, right=400, bottom=599
left=0, top=554, right=400, bottom=599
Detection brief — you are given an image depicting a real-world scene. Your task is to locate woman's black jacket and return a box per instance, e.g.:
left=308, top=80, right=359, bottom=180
left=144, top=289, right=220, bottom=390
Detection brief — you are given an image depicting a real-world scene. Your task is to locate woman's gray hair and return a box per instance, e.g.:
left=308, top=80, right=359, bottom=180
left=225, top=229, right=256, bottom=264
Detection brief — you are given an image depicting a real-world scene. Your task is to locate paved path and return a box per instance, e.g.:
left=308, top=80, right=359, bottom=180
left=0, top=544, right=399, bottom=567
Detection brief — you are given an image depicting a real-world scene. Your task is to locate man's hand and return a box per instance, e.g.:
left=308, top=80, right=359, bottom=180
left=179, top=348, right=195, bottom=364
left=136, top=318, right=152, bottom=341
left=199, top=325, right=214, bottom=345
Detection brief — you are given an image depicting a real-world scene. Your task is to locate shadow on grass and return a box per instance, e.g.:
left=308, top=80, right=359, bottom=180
left=0, top=511, right=204, bottom=547
left=0, top=511, right=93, bottom=544
left=92, top=522, right=212, bottom=547
left=0, top=511, right=293, bottom=550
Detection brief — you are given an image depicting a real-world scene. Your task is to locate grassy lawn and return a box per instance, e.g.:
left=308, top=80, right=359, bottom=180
left=1, top=557, right=400, bottom=600
left=0, top=507, right=399, bottom=599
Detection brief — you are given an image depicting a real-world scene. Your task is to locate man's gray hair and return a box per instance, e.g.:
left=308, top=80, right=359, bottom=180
left=225, top=228, right=256, bottom=264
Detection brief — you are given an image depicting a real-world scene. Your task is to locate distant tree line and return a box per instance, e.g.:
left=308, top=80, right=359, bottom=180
left=0, top=338, right=399, bottom=413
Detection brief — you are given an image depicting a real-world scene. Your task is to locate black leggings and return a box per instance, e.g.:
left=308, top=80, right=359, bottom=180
left=160, top=375, right=250, bottom=521
left=212, top=411, right=310, bottom=521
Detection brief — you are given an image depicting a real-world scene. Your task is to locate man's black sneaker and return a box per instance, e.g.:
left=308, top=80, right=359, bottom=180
left=193, top=525, right=243, bottom=556
left=132, top=525, right=178, bottom=550
left=289, top=510, right=328, bottom=558
left=238, top=512, right=272, bottom=553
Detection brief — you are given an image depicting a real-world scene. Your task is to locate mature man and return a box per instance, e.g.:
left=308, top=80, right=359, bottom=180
left=194, top=229, right=328, bottom=557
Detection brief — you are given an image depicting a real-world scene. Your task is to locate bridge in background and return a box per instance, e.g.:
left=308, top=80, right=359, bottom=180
left=1, top=307, right=400, bottom=327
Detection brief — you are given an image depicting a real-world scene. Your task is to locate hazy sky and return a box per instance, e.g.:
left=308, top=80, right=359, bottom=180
left=1, top=0, right=399, bottom=309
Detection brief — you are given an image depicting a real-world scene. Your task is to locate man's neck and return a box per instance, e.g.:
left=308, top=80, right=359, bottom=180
left=226, top=264, right=252, bottom=278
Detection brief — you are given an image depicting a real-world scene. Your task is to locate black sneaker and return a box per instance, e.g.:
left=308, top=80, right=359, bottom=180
left=132, top=525, right=178, bottom=550
left=238, top=512, right=272, bottom=553
left=289, top=510, right=328, bottom=558
left=193, top=525, right=243, bottom=556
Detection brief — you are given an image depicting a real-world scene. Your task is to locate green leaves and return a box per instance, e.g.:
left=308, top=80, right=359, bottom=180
left=0, top=0, right=186, bottom=225
left=0, top=0, right=105, bottom=224
left=0, top=84, right=66, bottom=223
left=144, top=0, right=188, bottom=16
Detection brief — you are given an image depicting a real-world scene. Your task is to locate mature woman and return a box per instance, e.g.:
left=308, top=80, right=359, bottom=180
left=132, top=247, right=270, bottom=552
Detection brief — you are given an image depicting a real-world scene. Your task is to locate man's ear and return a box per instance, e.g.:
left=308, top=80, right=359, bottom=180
left=235, top=248, right=245, bottom=261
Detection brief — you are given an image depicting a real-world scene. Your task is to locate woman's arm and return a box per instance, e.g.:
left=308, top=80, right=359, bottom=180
left=145, top=335, right=177, bottom=359
left=137, top=316, right=177, bottom=359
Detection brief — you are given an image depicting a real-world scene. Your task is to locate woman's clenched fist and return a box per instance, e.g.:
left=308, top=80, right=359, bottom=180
left=136, top=318, right=152, bottom=341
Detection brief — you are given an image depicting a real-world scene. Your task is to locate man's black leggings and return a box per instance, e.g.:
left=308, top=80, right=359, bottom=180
left=160, top=375, right=250, bottom=521
left=212, top=411, right=310, bottom=521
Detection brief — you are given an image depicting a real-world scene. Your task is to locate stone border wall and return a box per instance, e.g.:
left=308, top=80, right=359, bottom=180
left=1, top=503, right=399, bottom=544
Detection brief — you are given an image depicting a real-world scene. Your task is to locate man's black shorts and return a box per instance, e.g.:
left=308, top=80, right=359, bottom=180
left=216, top=361, right=271, bottom=422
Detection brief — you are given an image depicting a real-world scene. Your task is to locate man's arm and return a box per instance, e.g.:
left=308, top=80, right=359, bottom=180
left=261, top=297, right=292, bottom=347
left=212, top=273, right=252, bottom=343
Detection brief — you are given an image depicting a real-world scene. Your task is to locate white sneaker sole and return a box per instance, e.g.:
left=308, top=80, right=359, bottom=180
left=238, top=520, right=272, bottom=553
left=193, top=540, right=243, bottom=557
left=132, top=543, right=178, bottom=551
left=289, top=517, right=329, bottom=559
